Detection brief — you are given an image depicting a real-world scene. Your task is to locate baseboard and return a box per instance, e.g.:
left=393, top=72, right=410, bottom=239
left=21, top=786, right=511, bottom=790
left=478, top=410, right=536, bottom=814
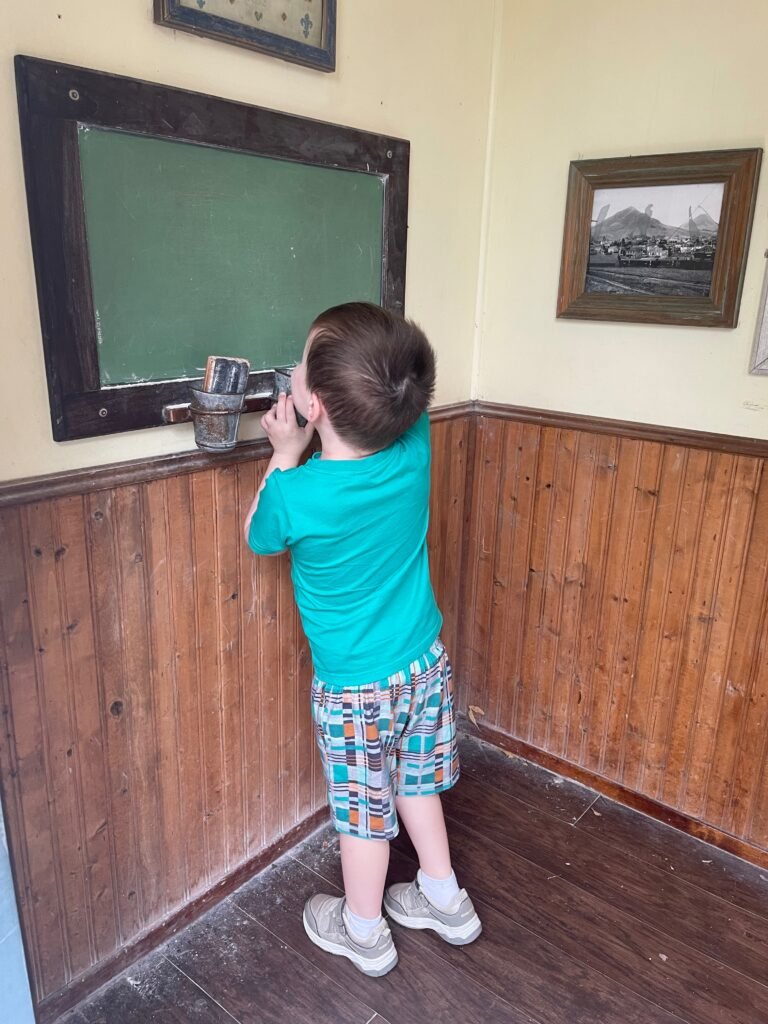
left=38, top=806, right=330, bottom=1024
left=466, top=719, right=768, bottom=871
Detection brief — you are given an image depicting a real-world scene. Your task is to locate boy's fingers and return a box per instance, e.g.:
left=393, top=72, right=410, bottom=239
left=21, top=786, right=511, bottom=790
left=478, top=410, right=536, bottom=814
left=276, top=392, right=287, bottom=420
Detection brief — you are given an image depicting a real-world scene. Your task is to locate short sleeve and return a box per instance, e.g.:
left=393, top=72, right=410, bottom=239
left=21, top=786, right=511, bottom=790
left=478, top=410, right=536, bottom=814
left=248, top=471, right=290, bottom=555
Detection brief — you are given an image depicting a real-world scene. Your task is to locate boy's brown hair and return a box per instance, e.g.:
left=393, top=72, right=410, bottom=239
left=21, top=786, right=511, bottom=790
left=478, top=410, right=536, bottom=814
left=306, top=302, right=436, bottom=451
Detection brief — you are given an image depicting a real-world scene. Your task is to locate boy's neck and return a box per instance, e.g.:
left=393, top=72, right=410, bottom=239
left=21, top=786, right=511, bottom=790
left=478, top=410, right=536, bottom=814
left=315, top=422, right=375, bottom=461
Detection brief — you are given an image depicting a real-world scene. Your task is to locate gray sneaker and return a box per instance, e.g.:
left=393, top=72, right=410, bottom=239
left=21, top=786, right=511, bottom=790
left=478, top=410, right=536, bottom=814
left=302, top=894, right=398, bottom=977
left=383, top=872, right=482, bottom=945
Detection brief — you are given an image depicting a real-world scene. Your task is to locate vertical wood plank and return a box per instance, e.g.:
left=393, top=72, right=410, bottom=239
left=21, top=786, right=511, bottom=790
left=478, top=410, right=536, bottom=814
left=530, top=429, right=577, bottom=751
left=163, top=474, right=207, bottom=898
left=213, top=464, right=245, bottom=872
left=190, top=471, right=224, bottom=886
left=237, top=459, right=268, bottom=857
left=143, top=478, right=188, bottom=909
left=600, top=441, right=662, bottom=777
left=682, top=456, right=762, bottom=818
left=565, top=433, right=620, bottom=766
left=517, top=426, right=554, bottom=743
left=0, top=507, right=59, bottom=998
left=550, top=432, right=598, bottom=758
left=84, top=489, right=142, bottom=945
left=54, top=495, right=119, bottom=970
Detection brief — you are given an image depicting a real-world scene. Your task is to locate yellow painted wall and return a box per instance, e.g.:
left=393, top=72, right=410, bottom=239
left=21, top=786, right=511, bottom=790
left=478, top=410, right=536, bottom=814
left=477, top=0, right=768, bottom=438
left=0, top=1, right=494, bottom=481
left=7, top=1, right=768, bottom=483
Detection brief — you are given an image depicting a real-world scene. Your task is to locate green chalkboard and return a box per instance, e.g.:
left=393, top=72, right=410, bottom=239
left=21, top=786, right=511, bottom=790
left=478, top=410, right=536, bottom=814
left=78, top=127, right=385, bottom=386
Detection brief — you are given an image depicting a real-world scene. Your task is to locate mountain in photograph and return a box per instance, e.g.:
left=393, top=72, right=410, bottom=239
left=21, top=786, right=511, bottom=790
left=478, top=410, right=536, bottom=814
left=592, top=205, right=718, bottom=240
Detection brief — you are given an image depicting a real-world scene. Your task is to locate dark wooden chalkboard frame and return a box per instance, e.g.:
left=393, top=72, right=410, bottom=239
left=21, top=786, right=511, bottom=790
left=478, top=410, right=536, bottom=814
left=154, top=0, right=337, bottom=73
left=556, top=149, right=761, bottom=328
left=15, top=55, right=408, bottom=441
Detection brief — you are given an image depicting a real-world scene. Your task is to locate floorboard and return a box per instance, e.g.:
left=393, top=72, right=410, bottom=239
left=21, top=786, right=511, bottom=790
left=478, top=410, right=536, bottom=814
left=441, top=774, right=768, bottom=984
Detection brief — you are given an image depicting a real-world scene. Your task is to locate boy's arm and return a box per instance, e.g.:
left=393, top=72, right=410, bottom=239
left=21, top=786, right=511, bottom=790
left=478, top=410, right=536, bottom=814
left=243, top=450, right=302, bottom=543
left=243, top=393, right=314, bottom=545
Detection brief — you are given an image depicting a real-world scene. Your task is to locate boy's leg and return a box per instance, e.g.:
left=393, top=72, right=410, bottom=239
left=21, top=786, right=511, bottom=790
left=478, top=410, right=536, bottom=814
left=394, top=793, right=452, bottom=877
left=339, top=833, right=390, bottom=918
left=383, top=641, right=481, bottom=945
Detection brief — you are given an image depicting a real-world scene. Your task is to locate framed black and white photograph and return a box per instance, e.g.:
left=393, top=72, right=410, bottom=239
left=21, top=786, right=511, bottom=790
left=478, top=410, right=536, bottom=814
left=557, top=149, right=761, bottom=327
left=154, top=0, right=337, bottom=72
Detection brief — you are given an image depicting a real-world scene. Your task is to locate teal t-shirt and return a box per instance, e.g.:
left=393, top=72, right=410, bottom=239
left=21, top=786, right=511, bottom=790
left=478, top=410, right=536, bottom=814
left=248, top=412, right=442, bottom=686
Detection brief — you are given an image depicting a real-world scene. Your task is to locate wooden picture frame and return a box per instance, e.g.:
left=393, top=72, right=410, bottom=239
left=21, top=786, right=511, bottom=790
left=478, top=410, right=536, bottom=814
left=154, top=0, right=337, bottom=73
left=14, top=55, right=408, bottom=442
left=556, top=149, right=761, bottom=328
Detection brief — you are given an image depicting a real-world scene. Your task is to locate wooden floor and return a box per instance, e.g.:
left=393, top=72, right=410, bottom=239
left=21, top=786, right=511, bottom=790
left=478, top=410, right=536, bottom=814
left=59, top=731, right=768, bottom=1024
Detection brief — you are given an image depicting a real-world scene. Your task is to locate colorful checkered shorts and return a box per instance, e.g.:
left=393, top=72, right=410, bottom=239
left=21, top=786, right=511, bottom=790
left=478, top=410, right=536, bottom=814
left=310, top=637, right=459, bottom=841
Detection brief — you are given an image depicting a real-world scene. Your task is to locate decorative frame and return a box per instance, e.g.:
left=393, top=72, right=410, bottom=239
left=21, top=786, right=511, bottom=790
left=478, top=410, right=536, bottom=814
left=15, top=55, right=408, bottom=441
left=556, top=149, right=761, bottom=328
left=154, top=0, right=337, bottom=73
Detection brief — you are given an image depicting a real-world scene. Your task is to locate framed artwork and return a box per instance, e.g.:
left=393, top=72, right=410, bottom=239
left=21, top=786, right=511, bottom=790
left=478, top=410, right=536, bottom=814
left=154, top=0, right=337, bottom=72
left=556, top=149, right=761, bottom=327
left=750, top=257, right=768, bottom=374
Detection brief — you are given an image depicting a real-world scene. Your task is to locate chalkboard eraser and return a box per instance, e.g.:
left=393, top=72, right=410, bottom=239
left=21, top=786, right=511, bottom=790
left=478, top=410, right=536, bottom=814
left=203, top=356, right=250, bottom=395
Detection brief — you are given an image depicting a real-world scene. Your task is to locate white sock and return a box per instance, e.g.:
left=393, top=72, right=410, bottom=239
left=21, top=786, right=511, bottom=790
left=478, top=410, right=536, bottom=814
left=343, top=905, right=382, bottom=941
left=418, top=868, right=461, bottom=909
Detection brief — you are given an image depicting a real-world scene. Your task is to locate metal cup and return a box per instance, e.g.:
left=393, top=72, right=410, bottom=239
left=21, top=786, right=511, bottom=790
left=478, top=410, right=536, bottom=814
left=189, top=388, right=245, bottom=452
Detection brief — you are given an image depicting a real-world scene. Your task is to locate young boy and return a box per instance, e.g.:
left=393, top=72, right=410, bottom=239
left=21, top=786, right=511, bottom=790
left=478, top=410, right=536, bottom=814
left=244, top=302, right=481, bottom=977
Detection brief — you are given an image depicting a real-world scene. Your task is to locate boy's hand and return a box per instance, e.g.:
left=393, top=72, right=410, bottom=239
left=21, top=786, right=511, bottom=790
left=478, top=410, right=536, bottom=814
left=260, top=393, right=314, bottom=461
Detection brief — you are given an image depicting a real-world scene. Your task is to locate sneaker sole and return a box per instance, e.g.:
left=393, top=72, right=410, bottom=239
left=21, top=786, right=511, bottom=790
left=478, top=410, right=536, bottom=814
left=383, top=899, right=482, bottom=946
left=302, top=908, right=399, bottom=977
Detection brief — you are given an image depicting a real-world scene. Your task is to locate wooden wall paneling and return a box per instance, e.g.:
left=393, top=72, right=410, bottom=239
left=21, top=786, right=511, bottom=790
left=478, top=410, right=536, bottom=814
left=549, top=431, right=600, bottom=759
left=252, top=466, right=283, bottom=847
left=518, top=426, right=560, bottom=746
left=619, top=445, right=682, bottom=795
left=628, top=446, right=699, bottom=799
left=683, top=456, right=762, bottom=819
left=657, top=452, right=743, bottom=815
left=162, top=474, right=207, bottom=899
left=214, top=464, right=246, bottom=873
left=235, top=459, right=268, bottom=858
left=0, top=506, right=61, bottom=999
left=83, top=490, right=143, bottom=954
left=54, top=495, right=119, bottom=971
left=599, top=440, right=663, bottom=779
left=721, top=465, right=768, bottom=845
left=277, top=552, right=298, bottom=835
left=484, top=420, right=525, bottom=732
left=579, top=437, right=642, bottom=774
left=24, top=499, right=98, bottom=987
left=564, top=432, right=620, bottom=766
left=497, top=424, right=541, bottom=740
left=461, top=416, right=506, bottom=720
left=428, top=417, right=469, bottom=670
left=143, top=478, right=189, bottom=910
left=190, top=471, right=226, bottom=884
left=530, top=428, right=579, bottom=752
left=115, top=484, right=167, bottom=925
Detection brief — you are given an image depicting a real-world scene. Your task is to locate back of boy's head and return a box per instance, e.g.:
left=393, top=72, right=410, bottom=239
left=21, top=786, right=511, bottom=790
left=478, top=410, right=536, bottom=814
left=306, top=302, right=436, bottom=451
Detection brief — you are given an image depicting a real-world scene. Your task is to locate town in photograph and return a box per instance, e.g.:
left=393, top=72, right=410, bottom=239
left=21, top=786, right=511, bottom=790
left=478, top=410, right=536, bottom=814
left=586, top=182, right=724, bottom=297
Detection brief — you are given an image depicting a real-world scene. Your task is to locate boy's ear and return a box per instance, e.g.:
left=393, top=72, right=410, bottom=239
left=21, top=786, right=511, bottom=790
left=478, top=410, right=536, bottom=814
left=306, top=391, right=325, bottom=424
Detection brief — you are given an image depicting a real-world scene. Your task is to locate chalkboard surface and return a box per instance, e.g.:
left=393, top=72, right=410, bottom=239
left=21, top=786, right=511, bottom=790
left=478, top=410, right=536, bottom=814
left=78, top=127, right=385, bottom=386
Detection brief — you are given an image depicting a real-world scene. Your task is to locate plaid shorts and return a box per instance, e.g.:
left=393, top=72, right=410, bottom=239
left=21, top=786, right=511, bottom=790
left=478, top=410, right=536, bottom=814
left=311, top=637, right=460, bottom=841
